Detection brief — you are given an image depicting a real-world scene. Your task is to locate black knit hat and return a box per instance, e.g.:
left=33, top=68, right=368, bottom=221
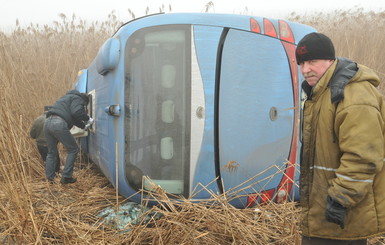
left=295, top=32, right=335, bottom=65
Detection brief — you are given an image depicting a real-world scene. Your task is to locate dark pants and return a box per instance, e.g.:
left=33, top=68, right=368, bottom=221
left=37, top=144, right=60, bottom=172
left=37, top=144, right=48, bottom=161
left=302, top=236, right=367, bottom=245
left=44, top=115, right=78, bottom=180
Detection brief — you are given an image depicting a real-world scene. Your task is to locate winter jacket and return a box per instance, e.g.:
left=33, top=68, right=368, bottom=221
left=300, top=57, right=385, bottom=239
left=29, top=114, right=47, bottom=146
left=46, top=90, right=89, bottom=129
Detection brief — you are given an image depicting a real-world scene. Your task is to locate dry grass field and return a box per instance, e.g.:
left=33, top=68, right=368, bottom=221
left=1, top=7, right=385, bottom=244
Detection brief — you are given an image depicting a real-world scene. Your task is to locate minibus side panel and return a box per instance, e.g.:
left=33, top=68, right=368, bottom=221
left=190, top=25, right=224, bottom=198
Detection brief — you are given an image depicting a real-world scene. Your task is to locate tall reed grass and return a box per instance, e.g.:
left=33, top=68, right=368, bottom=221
left=1, top=7, right=385, bottom=244
left=289, top=8, right=385, bottom=90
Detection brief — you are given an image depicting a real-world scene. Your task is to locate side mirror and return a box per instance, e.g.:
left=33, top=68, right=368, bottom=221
left=96, top=38, right=120, bottom=75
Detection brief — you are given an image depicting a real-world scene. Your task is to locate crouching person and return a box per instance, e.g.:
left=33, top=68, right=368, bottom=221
left=30, top=105, right=61, bottom=173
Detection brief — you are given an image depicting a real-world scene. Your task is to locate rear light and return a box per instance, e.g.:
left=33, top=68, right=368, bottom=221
left=259, top=189, right=276, bottom=204
left=279, top=20, right=295, bottom=43
left=250, top=18, right=295, bottom=44
left=250, top=18, right=261, bottom=33
left=263, top=18, right=277, bottom=38
left=247, top=189, right=276, bottom=207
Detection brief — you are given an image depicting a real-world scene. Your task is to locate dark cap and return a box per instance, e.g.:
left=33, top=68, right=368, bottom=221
left=295, top=32, right=335, bottom=65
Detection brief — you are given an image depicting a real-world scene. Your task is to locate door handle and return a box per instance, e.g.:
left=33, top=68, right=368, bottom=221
left=105, top=104, right=121, bottom=117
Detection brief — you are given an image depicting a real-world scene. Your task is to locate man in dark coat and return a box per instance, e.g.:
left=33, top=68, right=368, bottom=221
left=44, top=90, right=93, bottom=184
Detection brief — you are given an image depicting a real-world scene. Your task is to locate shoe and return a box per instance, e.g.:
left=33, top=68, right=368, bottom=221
left=60, top=177, right=77, bottom=184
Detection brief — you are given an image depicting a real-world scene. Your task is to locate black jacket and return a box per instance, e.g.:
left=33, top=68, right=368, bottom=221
left=47, top=90, right=89, bottom=129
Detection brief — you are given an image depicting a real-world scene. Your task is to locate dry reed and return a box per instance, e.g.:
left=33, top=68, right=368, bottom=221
left=288, top=8, right=385, bottom=91
left=1, top=7, right=385, bottom=245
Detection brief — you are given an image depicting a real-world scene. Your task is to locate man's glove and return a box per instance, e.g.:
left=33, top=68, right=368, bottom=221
left=87, top=117, right=94, bottom=125
left=325, top=195, right=347, bottom=229
left=84, top=124, right=91, bottom=130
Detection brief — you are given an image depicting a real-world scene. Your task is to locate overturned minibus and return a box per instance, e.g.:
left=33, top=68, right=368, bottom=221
left=73, top=13, right=315, bottom=208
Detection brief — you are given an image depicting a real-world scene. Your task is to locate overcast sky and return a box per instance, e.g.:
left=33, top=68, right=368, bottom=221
left=1, top=0, right=384, bottom=32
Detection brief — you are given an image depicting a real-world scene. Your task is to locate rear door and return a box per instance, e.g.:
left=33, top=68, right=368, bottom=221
left=218, top=29, right=294, bottom=198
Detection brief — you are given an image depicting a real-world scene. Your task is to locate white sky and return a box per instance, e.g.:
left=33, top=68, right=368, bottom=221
left=1, top=0, right=384, bottom=32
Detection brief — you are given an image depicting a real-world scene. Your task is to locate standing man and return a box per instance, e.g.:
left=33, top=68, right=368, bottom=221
left=29, top=106, right=60, bottom=172
left=296, top=32, right=385, bottom=244
left=44, top=90, right=93, bottom=184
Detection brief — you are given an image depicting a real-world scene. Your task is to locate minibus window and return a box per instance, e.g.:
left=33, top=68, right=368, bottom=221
left=124, top=25, right=191, bottom=196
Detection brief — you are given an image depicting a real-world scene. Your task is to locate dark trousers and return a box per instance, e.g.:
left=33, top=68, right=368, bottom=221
left=37, top=144, right=48, bottom=161
left=37, top=144, right=60, bottom=172
left=44, top=116, right=78, bottom=180
left=302, top=236, right=367, bottom=245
